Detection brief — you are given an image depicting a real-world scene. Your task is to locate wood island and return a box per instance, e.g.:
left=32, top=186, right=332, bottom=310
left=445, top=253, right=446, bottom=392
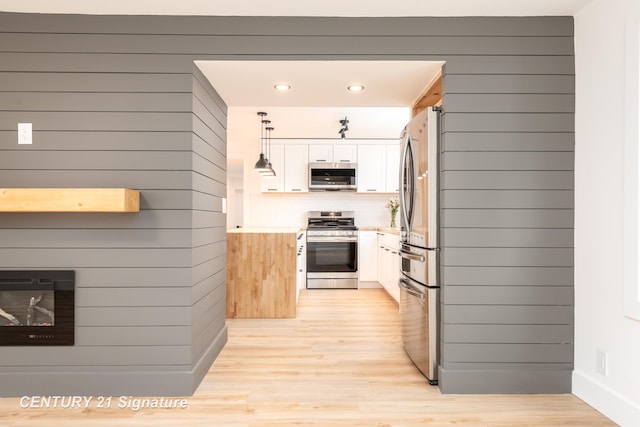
left=226, top=228, right=298, bottom=318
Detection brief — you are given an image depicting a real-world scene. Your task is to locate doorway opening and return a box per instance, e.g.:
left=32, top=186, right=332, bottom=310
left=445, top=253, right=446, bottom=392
left=193, top=60, right=444, bottom=230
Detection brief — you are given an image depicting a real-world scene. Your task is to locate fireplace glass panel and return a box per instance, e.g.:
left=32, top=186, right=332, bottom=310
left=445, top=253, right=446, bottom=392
left=0, top=271, right=74, bottom=346
left=0, top=289, right=55, bottom=327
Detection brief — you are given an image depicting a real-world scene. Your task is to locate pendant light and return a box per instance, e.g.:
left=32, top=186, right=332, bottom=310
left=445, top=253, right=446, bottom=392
left=261, top=126, right=276, bottom=177
left=254, top=112, right=269, bottom=172
left=259, top=119, right=272, bottom=174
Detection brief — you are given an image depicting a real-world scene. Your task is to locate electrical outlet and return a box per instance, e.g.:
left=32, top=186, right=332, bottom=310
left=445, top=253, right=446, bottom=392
left=18, top=122, right=32, bottom=145
left=596, top=350, right=608, bottom=376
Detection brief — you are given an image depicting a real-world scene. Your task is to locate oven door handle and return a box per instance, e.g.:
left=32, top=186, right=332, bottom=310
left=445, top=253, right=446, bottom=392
left=399, top=248, right=425, bottom=262
left=307, top=237, right=357, bottom=243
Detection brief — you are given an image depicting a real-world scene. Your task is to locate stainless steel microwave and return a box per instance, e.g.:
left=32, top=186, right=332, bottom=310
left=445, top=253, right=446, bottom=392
left=308, top=162, right=357, bottom=191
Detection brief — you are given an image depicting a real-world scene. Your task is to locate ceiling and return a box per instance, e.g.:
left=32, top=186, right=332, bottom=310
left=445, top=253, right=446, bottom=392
left=0, top=0, right=595, bottom=17
left=196, top=61, right=444, bottom=107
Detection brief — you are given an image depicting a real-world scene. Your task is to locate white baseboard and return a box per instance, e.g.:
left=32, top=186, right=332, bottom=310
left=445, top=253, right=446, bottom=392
left=573, top=370, right=640, bottom=427
left=357, top=281, right=382, bottom=289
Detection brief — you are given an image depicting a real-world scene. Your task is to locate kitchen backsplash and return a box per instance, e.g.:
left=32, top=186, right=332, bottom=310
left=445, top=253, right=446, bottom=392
left=230, top=189, right=396, bottom=229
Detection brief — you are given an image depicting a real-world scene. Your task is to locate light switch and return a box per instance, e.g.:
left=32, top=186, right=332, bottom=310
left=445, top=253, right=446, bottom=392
left=221, top=197, right=227, bottom=214
left=18, top=123, right=32, bottom=145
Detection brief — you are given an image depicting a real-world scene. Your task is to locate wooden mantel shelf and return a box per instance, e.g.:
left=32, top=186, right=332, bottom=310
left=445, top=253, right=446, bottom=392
left=0, top=188, right=140, bottom=212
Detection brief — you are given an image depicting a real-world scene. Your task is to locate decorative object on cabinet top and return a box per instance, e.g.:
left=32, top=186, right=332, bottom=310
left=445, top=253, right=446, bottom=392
left=338, top=116, right=349, bottom=139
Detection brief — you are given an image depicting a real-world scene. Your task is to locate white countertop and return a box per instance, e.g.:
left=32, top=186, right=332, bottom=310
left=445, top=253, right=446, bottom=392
left=359, top=226, right=401, bottom=235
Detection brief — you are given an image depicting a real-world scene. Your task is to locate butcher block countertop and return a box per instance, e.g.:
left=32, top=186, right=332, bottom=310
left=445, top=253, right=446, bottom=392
left=226, top=230, right=297, bottom=318
left=227, top=227, right=303, bottom=234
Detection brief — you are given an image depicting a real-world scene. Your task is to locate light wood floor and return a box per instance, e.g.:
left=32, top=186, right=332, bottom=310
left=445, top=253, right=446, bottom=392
left=0, top=289, right=615, bottom=426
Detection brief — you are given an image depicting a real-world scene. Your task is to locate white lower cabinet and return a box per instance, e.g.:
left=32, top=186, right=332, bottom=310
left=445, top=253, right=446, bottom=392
left=296, top=231, right=306, bottom=302
left=345, top=229, right=401, bottom=302
left=377, top=232, right=400, bottom=304
left=358, top=231, right=378, bottom=282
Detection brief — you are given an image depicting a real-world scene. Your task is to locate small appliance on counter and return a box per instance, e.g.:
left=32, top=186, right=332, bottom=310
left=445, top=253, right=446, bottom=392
left=306, top=211, right=358, bottom=289
left=398, top=107, right=441, bottom=385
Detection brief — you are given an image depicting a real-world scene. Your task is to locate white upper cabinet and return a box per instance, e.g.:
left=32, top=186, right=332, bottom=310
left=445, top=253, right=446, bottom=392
left=385, top=144, right=400, bottom=193
left=260, top=144, right=285, bottom=193
left=308, top=145, right=333, bottom=163
left=309, top=144, right=357, bottom=163
left=262, top=141, right=396, bottom=194
left=261, top=144, right=308, bottom=193
left=332, top=145, right=358, bottom=163
left=357, top=145, right=387, bottom=192
left=284, top=144, right=309, bottom=192
left=357, top=144, right=400, bottom=193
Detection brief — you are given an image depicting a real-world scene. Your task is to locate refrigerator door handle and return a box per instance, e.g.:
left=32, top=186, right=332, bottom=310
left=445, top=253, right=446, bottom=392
left=399, top=278, right=425, bottom=304
left=399, top=248, right=426, bottom=262
left=399, top=135, right=414, bottom=236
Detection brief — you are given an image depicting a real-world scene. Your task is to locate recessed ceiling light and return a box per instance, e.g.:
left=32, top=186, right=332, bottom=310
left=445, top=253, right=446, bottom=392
left=347, top=84, right=365, bottom=92
left=274, top=84, right=291, bottom=91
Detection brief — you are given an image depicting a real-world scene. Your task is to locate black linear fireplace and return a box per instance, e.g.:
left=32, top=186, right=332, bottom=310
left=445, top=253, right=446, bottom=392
left=0, top=270, right=74, bottom=346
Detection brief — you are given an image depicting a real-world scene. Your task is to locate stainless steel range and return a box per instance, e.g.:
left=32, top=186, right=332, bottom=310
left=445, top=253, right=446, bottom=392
left=306, top=211, right=358, bottom=289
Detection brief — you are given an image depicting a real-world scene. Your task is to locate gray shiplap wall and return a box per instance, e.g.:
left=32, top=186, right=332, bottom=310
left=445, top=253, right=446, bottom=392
left=440, top=48, right=574, bottom=392
left=0, top=12, right=573, bottom=394
left=0, top=16, right=228, bottom=396
left=189, top=65, right=228, bottom=386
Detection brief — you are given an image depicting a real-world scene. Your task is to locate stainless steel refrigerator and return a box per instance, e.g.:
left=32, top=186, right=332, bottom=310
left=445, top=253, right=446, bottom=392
left=398, top=106, right=440, bottom=385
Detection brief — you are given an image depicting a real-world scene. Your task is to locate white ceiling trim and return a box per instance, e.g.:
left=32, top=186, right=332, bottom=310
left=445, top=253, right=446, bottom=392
left=0, top=0, right=596, bottom=17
